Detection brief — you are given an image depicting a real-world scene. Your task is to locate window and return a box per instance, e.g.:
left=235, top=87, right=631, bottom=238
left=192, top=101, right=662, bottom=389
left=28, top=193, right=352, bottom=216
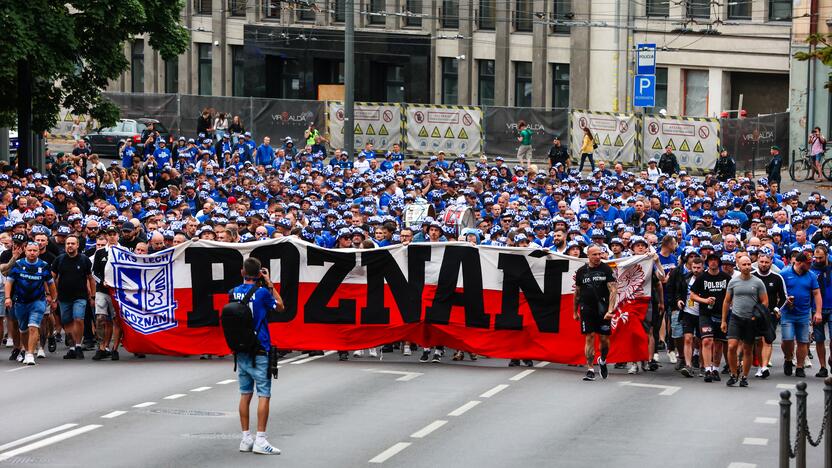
left=728, top=0, right=751, bottom=20
left=333, top=0, right=345, bottom=22
left=768, top=0, right=791, bottom=21
left=386, top=66, right=405, bottom=102
left=229, top=0, right=246, bottom=16
left=405, top=0, right=422, bottom=26
left=646, top=0, right=669, bottom=17
left=514, top=61, right=532, bottom=107
left=479, top=0, right=495, bottom=30
left=131, top=40, right=144, bottom=93
left=478, top=60, right=495, bottom=106
left=684, top=69, right=708, bottom=116
left=552, top=63, right=569, bottom=108
left=232, top=46, right=245, bottom=97
left=194, top=0, right=211, bottom=15
left=299, top=1, right=316, bottom=21
left=551, top=0, right=570, bottom=34
left=264, top=0, right=281, bottom=18
left=654, top=67, right=668, bottom=110
left=686, top=0, right=709, bottom=19
left=198, top=43, right=212, bottom=96
left=442, top=0, right=459, bottom=28
left=165, top=58, right=178, bottom=94
left=441, top=58, right=458, bottom=105
left=515, top=0, right=533, bottom=31
left=369, top=0, right=386, bottom=24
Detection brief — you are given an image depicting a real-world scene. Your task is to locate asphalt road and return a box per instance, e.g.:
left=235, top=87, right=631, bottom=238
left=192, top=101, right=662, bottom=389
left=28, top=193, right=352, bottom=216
left=0, top=342, right=828, bottom=468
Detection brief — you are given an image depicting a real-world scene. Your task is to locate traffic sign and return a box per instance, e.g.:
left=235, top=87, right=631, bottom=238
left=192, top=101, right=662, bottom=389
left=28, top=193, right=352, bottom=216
left=637, top=43, right=656, bottom=75
left=633, top=74, right=656, bottom=108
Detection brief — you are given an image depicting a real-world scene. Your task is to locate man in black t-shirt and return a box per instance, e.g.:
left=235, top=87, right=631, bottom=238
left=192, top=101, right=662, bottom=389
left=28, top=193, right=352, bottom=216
left=52, top=235, right=94, bottom=359
left=547, top=137, right=568, bottom=168
left=690, top=253, right=731, bottom=383
left=574, top=245, right=618, bottom=381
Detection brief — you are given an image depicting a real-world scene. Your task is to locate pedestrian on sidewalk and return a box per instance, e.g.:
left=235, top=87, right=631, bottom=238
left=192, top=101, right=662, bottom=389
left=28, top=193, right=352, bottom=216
left=516, top=120, right=533, bottom=168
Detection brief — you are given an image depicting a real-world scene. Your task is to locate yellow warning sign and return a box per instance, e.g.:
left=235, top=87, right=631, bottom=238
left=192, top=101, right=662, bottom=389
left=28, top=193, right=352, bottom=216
left=666, top=138, right=676, bottom=151
left=431, top=127, right=441, bottom=138
left=679, top=139, right=690, bottom=152
left=63, top=112, right=74, bottom=122
left=354, top=123, right=363, bottom=135
left=693, top=141, right=704, bottom=153
left=593, top=134, right=600, bottom=145
left=378, top=124, right=388, bottom=136
left=418, top=126, right=428, bottom=138
left=444, top=127, right=455, bottom=139
left=651, top=138, right=662, bottom=150
left=366, top=124, right=376, bottom=136
left=602, top=134, right=611, bottom=146
left=457, top=128, right=468, bottom=139
left=614, top=135, right=624, bottom=147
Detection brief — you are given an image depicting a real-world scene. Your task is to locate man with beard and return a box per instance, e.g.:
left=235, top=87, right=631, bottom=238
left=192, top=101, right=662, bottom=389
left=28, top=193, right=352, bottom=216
left=52, top=235, right=94, bottom=360
left=574, top=245, right=618, bottom=381
left=690, top=253, right=731, bottom=383
left=811, top=244, right=832, bottom=377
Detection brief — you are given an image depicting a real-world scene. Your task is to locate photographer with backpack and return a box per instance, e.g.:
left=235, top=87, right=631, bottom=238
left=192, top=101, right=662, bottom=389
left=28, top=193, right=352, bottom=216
left=223, top=257, right=285, bottom=455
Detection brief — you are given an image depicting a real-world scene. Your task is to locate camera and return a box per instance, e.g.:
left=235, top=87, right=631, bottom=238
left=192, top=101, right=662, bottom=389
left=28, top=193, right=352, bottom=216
left=268, top=348, right=279, bottom=379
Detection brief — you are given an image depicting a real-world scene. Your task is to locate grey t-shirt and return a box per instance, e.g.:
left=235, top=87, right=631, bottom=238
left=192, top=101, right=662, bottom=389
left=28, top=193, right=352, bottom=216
left=727, top=275, right=767, bottom=320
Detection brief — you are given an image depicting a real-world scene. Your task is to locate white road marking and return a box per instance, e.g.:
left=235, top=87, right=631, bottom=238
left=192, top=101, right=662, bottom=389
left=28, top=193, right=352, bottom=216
left=363, top=369, right=424, bottom=381
left=0, top=425, right=102, bottom=462
left=776, top=384, right=796, bottom=390
left=101, top=411, right=127, bottom=419
left=410, top=420, right=448, bottom=439
left=163, top=394, right=186, bottom=400
left=619, top=381, right=681, bottom=396
left=190, top=387, right=212, bottom=392
left=479, top=384, right=509, bottom=398
left=0, top=424, right=78, bottom=452
left=727, top=463, right=757, bottom=468
left=754, top=417, right=777, bottom=425
left=291, top=351, right=336, bottom=364
left=216, top=379, right=236, bottom=385
left=742, top=438, right=768, bottom=446
left=132, top=402, right=156, bottom=408
left=368, top=442, right=411, bottom=464
left=448, top=400, right=481, bottom=417
left=509, top=369, right=535, bottom=381
left=278, top=354, right=309, bottom=364
left=534, top=361, right=550, bottom=368
left=5, top=366, right=32, bottom=373
left=765, top=400, right=779, bottom=406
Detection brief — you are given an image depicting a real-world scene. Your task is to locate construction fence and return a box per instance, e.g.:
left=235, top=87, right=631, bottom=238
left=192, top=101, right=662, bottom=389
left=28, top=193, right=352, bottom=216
left=51, top=93, right=790, bottom=174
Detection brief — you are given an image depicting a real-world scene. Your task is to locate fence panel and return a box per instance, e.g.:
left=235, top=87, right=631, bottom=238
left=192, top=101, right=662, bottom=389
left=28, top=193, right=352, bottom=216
left=250, top=98, right=325, bottom=147
left=327, top=102, right=403, bottom=152
left=483, top=107, right=568, bottom=160
left=642, top=114, right=720, bottom=174
left=102, top=92, right=180, bottom=134
left=404, top=104, right=482, bottom=156
left=570, top=110, right=639, bottom=167
left=178, top=95, right=253, bottom=140
left=720, top=112, right=790, bottom=173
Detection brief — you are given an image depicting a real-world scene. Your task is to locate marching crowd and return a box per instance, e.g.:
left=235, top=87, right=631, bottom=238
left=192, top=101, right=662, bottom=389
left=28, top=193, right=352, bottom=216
left=0, top=116, right=827, bottom=388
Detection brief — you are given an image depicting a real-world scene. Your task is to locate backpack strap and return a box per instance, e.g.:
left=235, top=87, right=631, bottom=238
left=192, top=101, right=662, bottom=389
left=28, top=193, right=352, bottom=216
left=240, top=284, right=259, bottom=304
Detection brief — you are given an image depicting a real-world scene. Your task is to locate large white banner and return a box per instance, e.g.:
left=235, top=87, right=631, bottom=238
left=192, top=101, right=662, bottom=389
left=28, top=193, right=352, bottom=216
left=405, top=105, right=482, bottom=156
left=642, top=115, right=720, bottom=173
left=328, top=102, right=403, bottom=152
left=570, top=110, right=639, bottom=165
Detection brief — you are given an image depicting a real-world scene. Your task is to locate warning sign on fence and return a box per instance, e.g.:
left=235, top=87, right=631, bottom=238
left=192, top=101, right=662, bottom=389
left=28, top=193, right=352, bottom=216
left=570, top=110, right=639, bottom=165
left=328, top=102, right=403, bottom=153
left=642, top=115, right=720, bottom=174
left=405, top=105, right=482, bottom=156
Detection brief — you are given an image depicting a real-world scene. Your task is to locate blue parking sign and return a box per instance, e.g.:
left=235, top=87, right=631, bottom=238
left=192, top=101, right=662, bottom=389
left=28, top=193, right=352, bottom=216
left=634, top=74, right=656, bottom=108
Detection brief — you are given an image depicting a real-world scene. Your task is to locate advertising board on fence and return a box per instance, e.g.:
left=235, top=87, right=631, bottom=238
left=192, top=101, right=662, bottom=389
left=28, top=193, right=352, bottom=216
left=104, top=238, right=651, bottom=365
left=720, top=113, right=789, bottom=172
left=642, top=115, right=720, bottom=173
left=570, top=110, right=639, bottom=166
left=328, top=102, right=403, bottom=153
left=250, top=98, right=325, bottom=146
left=483, top=107, right=568, bottom=159
left=405, top=105, right=482, bottom=156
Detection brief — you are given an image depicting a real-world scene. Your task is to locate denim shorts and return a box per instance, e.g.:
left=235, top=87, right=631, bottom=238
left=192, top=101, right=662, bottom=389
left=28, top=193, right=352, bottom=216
left=238, top=353, right=271, bottom=398
left=781, top=320, right=811, bottom=344
left=60, top=298, right=87, bottom=324
left=14, top=301, right=46, bottom=331
left=813, top=309, right=832, bottom=342
left=670, top=310, right=683, bottom=339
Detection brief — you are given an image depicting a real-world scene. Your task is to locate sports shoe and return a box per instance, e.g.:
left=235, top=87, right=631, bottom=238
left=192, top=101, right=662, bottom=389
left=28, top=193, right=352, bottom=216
left=9, top=348, right=20, bottom=361
left=47, top=335, right=56, bottom=353
left=508, top=359, right=520, bottom=367
left=680, top=366, right=693, bottom=378
left=338, top=351, right=349, bottom=361
left=23, top=353, right=35, bottom=365
left=721, top=364, right=729, bottom=375
left=691, top=354, right=700, bottom=369
left=648, top=360, right=659, bottom=371
left=252, top=439, right=280, bottom=455
left=468, top=353, right=477, bottom=361
left=703, top=370, right=713, bottom=383
left=816, top=367, right=829, bottom=378
left=805, top=357, right=813, bottom=369
left=627, top=363, right=639, bottom=374
left=75, top=348, right=84, bottom=359
left=784, top=360, right=794, bottom=376
left=63, top=348, right=77, bottom=359
left=674, top=360, right=685, bottom=371
left=368, top=348, right=378, bottom=358
left=3, top=335, right=10, bottom=347
left=598, top=359, right=608, bottom=379
left=711, top=371, right=721, bottom=382
left=92, top=349, right=108, bottom=361
left=796, top=367, right=806, bottom=378
left=111, top=350, right=120, bottom=361
left=452, top=351, right=464, bottom=361
left=582, top=369, right=596, bottom=381
left=652, top=353, right=660, bottom=362
left=36, top=348, right=45, bottom=359
left=726, top=375, right=738, bottom=386
left=431, top=352, right=442, bottom=363
left=739, top=377, right=749, bottom=387
left=352, top=350, right=363, bottom=358
left=419, top=350, right=430, bottom=362
left=523, top=360, right=534, bottom=367
left=239, top=437, right=254, bottom=452
left=755, top=368, right=764, bottom=378
left=667, top=350, right=678, bottom=364
left=402, top=345, right=412, bottom=356
left=16, top=351, right=24, bottom=362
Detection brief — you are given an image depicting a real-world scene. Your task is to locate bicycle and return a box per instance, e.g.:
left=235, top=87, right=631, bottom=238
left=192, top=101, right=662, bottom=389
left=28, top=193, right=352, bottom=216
left=790, top=146, right=822, bottom=182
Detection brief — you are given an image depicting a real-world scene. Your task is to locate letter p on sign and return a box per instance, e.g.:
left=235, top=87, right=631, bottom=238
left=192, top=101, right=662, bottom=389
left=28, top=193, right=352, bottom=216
left=633, top=74, right=656, bottom=108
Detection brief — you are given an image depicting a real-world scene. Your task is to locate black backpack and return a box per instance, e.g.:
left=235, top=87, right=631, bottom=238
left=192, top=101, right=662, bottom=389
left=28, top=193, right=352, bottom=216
left=221, top=285, right=262, bottom=368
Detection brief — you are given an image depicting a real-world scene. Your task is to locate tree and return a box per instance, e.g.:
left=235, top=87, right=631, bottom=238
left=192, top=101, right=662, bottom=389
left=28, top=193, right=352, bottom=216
left=794, top=33, right=832, bottom=89
left=0, top=0, right=190, bottom=171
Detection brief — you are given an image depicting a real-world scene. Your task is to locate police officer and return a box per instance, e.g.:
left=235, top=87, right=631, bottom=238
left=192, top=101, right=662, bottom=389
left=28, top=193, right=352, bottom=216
left=232, top=257, right=285, bottom=455
left=766, top=145, right=783, bottom=189
left=713, top=147, right=736, bottom=182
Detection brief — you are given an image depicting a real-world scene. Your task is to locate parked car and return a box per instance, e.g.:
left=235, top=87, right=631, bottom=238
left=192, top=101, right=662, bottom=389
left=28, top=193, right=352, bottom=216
left=85, top=118, right=171, bottom=158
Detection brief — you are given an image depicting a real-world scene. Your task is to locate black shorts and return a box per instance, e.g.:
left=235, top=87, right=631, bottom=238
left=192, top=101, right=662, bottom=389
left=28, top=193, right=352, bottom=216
left=680, top=312, right=699, bottom=336
left=580, top=312, right=611, bottom=336
left=727, top=316, right=757, bottom=345
left=699, top=314, right=726, bottom=341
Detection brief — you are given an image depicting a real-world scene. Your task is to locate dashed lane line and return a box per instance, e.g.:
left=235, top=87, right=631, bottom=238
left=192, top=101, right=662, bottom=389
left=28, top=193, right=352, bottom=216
left=509, top=370, right=535, bottom=381
left=742, top=438, right=768, bottom=446
left=100, top=411, right=127, bottom=419
left=190, top=387, right=212, bottom=392
left=368, top=442, right=411, bottom=464
left=479, top=384, right=509, bottom=398
left=448, top=401, right=481, bottom=417
left=278, top=354, right=309, bottom=364
left=0, top=424, right=78, bottom=452
left=132, top=402, right=156, bottom=408
left=765, top=400, right=779, bottom=406
left=776, top=384, right=796, bottom=390
left=291, top=351, right=336, bottom=365
left=5, top=366, right=32, bottom=372
left=0, top=425, right=102, bottom=462
left=216, top=379, right=236, bottom=385
left=727, top=463, right=757, bottom=468
left=753, top=417, right=777, bottom=424
left=410, top=420, right=448, bottom=439
left=163, top=394, right=187, bottom=400
left=534, top=362, right=550, bottom=368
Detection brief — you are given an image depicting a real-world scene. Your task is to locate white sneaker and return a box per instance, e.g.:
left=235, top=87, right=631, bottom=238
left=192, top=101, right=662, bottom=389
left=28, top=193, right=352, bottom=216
left=16, top=351, right=25, bottom=362
left=755, top=368, right=763, bottom=378
left=252, top=439, right=280, bottom=455
left=4, top=337, right=11, bottom=347
left=805, top=357, right=813, bottom=368
left=368, top=348, right=378, bottom=358
left=239, top=438, right=254, bottom=452
left=403, top=345, right=412, bottom=356
left=653, top=353, right=659, bottom=362
left=36, top=348, right=46, bottom=359
left=667, top=350, right=677, bottom=364
left=627, top=363, right=639, bottom=374
left=352, top=350, right=363, bottom=358
left=23, top=353, right=35, bottom=365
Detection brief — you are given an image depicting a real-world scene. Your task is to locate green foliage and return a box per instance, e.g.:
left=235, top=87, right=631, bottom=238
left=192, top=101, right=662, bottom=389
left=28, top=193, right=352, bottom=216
left=0, top=0, right=190, bottom=131
left=794, top=33, right=832, bottom=90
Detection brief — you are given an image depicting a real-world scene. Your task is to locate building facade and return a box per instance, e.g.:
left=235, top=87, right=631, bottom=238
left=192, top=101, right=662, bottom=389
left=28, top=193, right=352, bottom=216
left=110, top=0, right=792, bottom=117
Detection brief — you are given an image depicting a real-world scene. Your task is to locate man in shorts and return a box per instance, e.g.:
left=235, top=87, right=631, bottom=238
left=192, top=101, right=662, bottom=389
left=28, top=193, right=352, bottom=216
left=670, top=253, right=704, bottom=377
left=753, top=252, right=788, bottom=378
left=722, top=255, right=768, bottom=387
left=52, top=235, right=94, bottom=360
left=574, top=245, right=618, bottom=381
left=91, top=230, right=121, bottom=360
left=779, top=251, right=822, bottom=378
left=690, top=253, right=731, bottom=382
